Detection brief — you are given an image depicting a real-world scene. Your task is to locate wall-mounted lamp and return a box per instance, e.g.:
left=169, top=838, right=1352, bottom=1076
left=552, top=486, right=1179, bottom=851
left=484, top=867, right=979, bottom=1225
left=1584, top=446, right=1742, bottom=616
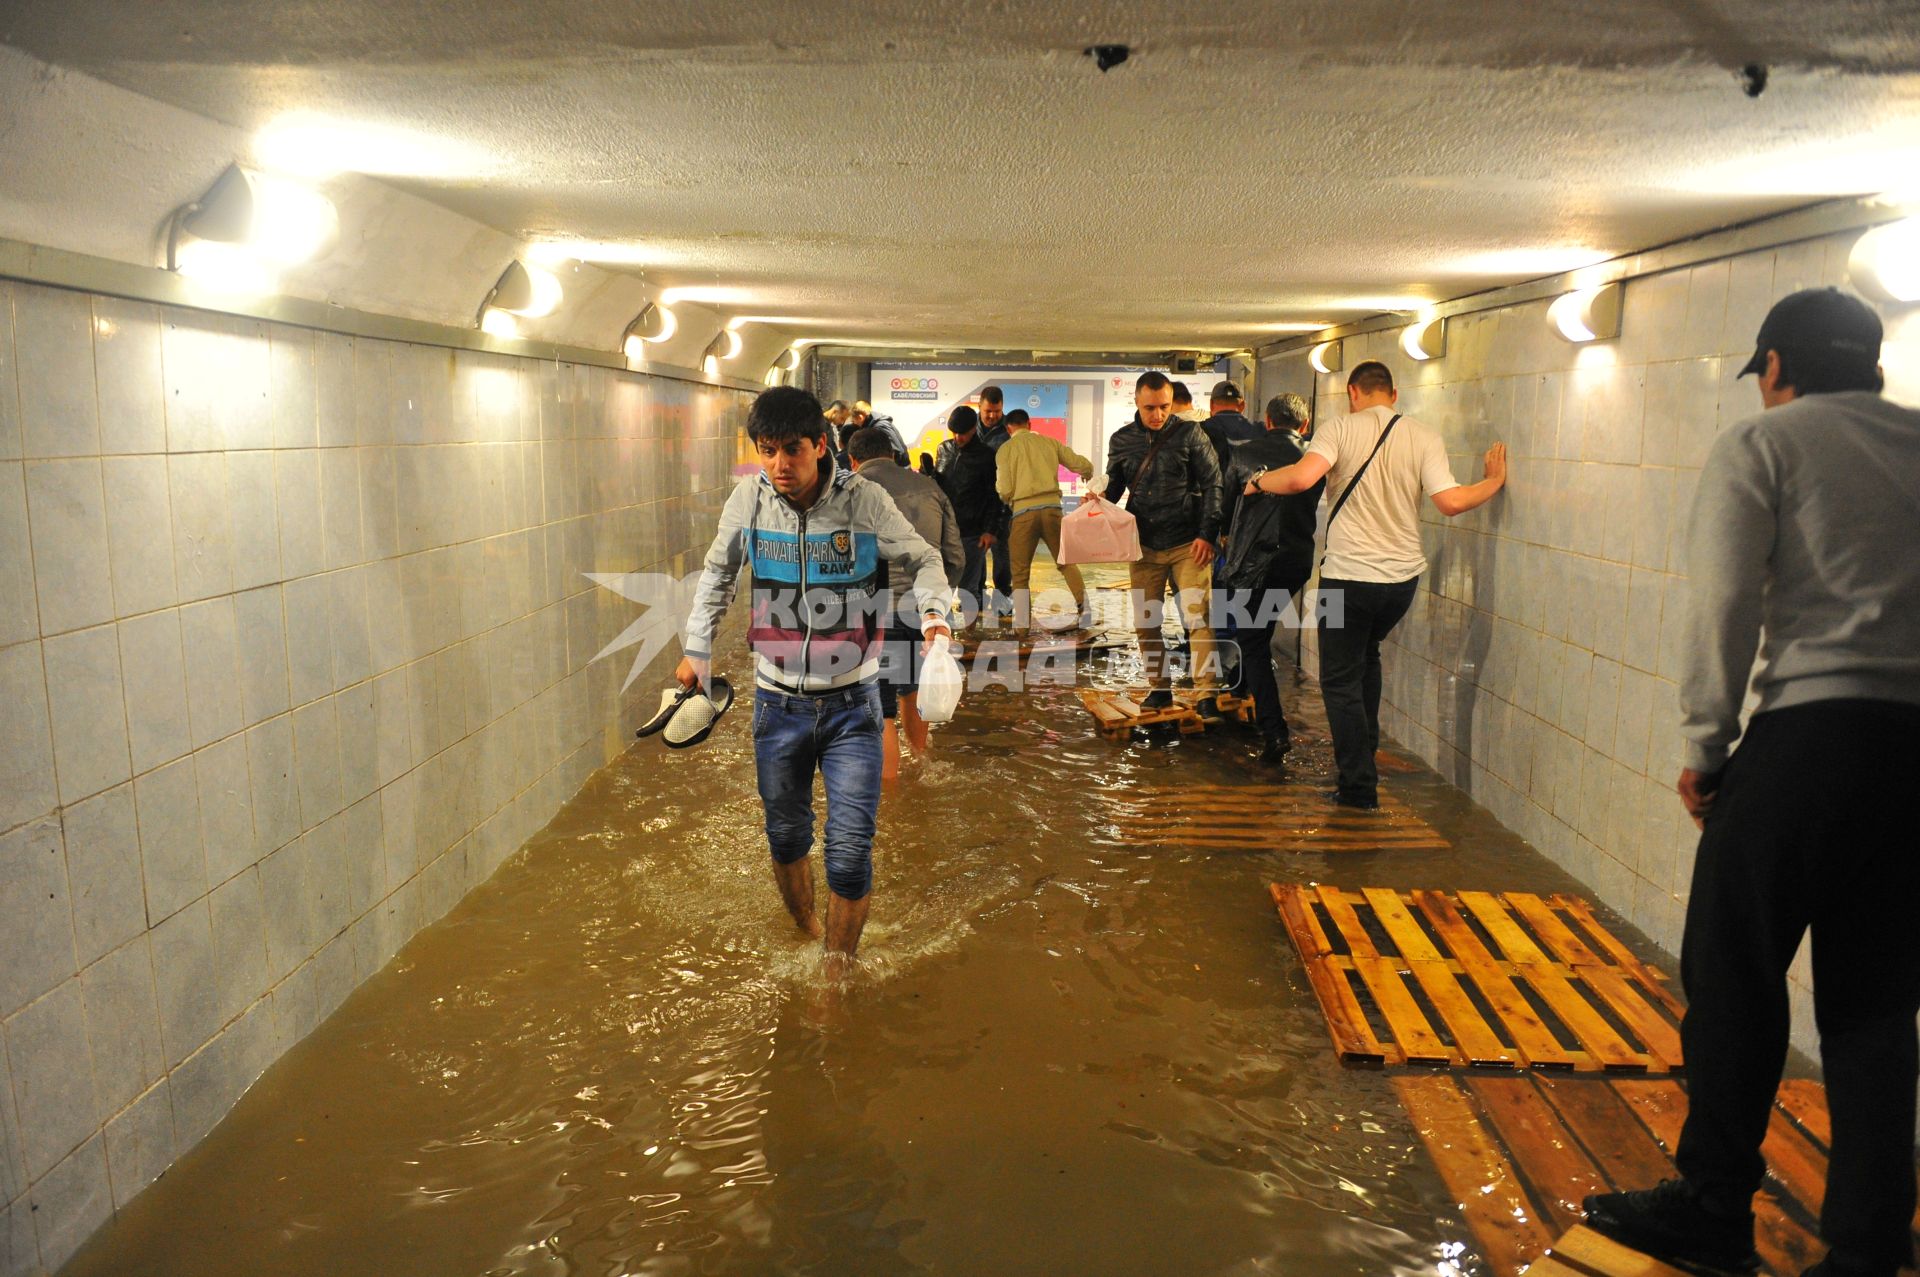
left=780, top=345, right=806, bottom=372
left=476, top=259, right=563, bottom=336
left=621, top=302, right=678, bottom=360
left=1548, top=282, right=1624, bottom=342
left=1400, top=317, right=1447, bottom=361
left=1848, top=218, right=1920, bottom=304
left=165, top=163, right=338, bottom=294
left=1308, top=340, right=1343, bottom=374
left=704, top=328, right=744, bottom=365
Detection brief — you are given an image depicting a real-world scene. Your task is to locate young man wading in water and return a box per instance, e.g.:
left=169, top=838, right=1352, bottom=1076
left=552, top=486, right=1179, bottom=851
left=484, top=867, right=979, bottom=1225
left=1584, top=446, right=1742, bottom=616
left=680, top=387, right=953, bottom=970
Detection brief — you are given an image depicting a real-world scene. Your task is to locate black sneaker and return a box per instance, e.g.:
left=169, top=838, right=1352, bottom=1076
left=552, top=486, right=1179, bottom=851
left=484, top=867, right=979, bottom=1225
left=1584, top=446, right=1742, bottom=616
left=1194, top=696, right=1225, bottom=724
left=1257, top=738, right=1291, bottom=766
left=1327, top=788, right=1379, bottom=809
left=1583, top=1180, right=1760, bottom=1275
left=1139, top=689, right=1174, bottom=711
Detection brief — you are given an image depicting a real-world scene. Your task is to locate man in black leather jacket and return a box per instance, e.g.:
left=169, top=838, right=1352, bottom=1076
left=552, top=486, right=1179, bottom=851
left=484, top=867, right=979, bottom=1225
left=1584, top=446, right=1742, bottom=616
left=938, top=405, right=1009, bottom=624
left=1101, top=371, right=1224, bottom=717
left=1218, top=394, right=1325, bottom=763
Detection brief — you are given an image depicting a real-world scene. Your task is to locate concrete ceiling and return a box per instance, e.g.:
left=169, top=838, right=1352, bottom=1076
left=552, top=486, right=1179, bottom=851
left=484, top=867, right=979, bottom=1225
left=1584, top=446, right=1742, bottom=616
left=6, top=1, right=1920, bottom=354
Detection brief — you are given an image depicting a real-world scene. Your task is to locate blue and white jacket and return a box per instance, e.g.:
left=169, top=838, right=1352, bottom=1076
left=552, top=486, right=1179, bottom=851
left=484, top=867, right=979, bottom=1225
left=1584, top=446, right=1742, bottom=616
left=683, top=455, right=952, bottom=693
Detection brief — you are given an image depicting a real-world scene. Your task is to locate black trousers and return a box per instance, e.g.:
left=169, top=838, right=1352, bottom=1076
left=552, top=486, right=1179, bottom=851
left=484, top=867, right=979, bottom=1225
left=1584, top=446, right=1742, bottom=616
left=1315, top=575, right=1417, bottom=802
left=1239, top=574, right=1309, bottom=746
left=1675, top=699, right=1920, bottom=1270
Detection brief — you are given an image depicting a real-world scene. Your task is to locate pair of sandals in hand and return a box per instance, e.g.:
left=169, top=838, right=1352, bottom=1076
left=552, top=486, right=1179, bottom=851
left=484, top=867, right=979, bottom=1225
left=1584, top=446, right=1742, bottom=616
left=635, top=677, right=735, bottom=749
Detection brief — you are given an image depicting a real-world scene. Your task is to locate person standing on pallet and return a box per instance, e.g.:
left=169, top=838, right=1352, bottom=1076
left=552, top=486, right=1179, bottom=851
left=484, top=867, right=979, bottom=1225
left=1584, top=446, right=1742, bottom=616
left=1219, top=393, right=1325, bottom=766
left=679, top=387, right=953, bottom=971
left=1245, top=360, right=1505, bottom=807
left=995, top=407, right=1095, bottom=633
left=1101, top=370, right=1225, bottom=722
left=1582, top=290, right=1920, bottom=1277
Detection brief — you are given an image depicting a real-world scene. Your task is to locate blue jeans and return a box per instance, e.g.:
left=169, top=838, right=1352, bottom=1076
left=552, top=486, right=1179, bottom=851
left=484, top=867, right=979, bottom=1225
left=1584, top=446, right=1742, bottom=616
left=752, top=683, right=883, bottom=900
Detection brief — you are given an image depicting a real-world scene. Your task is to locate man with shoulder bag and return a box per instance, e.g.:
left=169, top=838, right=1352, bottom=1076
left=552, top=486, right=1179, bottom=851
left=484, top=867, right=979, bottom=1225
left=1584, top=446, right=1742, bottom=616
left=1247, top=361, right=1506, bottom=806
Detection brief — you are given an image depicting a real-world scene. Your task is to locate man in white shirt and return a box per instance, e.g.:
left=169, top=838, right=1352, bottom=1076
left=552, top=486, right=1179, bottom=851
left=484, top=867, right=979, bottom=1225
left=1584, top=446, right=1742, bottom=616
left=1246, top=360, right=1506, bottom=806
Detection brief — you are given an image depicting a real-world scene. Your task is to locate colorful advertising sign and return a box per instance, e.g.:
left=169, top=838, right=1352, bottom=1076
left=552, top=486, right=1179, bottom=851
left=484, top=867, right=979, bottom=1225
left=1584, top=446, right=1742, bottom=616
left=871, top=363, right=1218, bottom=491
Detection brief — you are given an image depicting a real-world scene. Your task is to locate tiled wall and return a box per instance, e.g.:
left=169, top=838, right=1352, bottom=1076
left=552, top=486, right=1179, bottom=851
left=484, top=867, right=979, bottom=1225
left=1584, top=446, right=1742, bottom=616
left=0, top=280, right=750, bottom=1275
left=1285, top=232, right=1920, bottom=1060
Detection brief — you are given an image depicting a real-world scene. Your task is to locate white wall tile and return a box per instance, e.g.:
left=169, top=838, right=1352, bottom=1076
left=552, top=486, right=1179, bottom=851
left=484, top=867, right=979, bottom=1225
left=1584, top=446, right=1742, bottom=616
left=257, top=838, right=312, bottom=982
left=101, top=454, right=179, bottom=618
left=244, top=717, right=299, bottom=858
left=102, top=1078, right=174, bottom=1209
left=314, top=333, right=356, bottom=449
left=28, top=1133, right=111, bottom=1274
left=61, top=785, right=145, bottom=970
left=282, top=573, right=336, bottom=708
left=0, top=464, right=37, bottom=646
left=167, top=452, right=234, bottom=603
left=146, top=899, right=217, bottom=1070
left=79, top=934, right=164, bottom=1115
left=160, top=317, right=223, bottom=452
left=0, top=816, right=76, bottom=1018
left=92, top=298, right=167, bottom=455
left=14, top=286, right=100, bottom=459
left=0, top=642, right=57, bottom=832
left=328, top=565, right=372, bottom=690
left=195, top=735, right=256, bottom=889
left=25, top=458, right=114, bottom=635
left=4, top=977, right=100, bottom=1182
left=226, top=450, right=282, bottom=591
left=0, top=285, right=18, bottom=464
left=132, top=757, right=205, bottom=924
left=268, top=326, right=317, bottom=449
left=273, top=449, right=324, bottom=581
left=290, top=697, right=344, bottom=829
left=231, top=584, right=290, bottom=728
left=116, top=610, right=191, bottom=775
left=320, top=448, right=364, bottom=570
left=43, top=625, right=132, bottom=806
left=217, top=321, right=272, bottom=452
left=206, top=869, right=268, bottom=1025
left=177, top=596, right=243, bottom=750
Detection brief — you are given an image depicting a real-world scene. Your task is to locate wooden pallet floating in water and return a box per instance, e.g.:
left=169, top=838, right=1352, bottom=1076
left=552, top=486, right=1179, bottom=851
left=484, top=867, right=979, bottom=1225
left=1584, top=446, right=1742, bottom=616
left=1394, top=1073, right=1899, bottom=1276
left=1272, top=885, right=1684, bottom=1072
left=1077, top=687, right=1209, bottom=738
left=1114, top=784, right=1451, bottom=852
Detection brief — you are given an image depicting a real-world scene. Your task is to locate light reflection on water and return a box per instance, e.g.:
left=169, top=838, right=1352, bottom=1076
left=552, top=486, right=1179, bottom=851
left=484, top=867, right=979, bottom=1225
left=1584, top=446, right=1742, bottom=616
left=60, top=600, right=1613, bottom=1277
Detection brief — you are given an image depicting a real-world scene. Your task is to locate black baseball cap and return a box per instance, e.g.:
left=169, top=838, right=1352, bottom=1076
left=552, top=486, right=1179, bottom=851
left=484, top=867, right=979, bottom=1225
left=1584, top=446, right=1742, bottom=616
left=1209, top=380, right=1243, bottom=402
left=1737, top=288, right=1882, bottom=379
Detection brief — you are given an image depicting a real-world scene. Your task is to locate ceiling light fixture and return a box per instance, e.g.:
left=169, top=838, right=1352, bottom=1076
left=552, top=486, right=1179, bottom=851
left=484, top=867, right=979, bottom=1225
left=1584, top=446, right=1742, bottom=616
left=165, top=163, right=338, bottom=293
left=1308, top=341, right=1343, bottom=375
left=1848, top=217, right=1920, bottom=304
left=477, top=259, right=562, bottom=332
left=1548, top=283, right=1625, bottom=343
left=621, top=302, right=678, bottom=360
left=1400, top=317, right=1447, bottom=362
left=705, top=328, right=743, bottom=363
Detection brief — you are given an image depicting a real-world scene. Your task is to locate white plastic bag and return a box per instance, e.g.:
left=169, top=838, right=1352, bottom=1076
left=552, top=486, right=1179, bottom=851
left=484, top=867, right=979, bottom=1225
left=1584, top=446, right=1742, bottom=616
left=1059, top=496, right=1142, bottom=565
left=916, top=634, right=964, bottom=724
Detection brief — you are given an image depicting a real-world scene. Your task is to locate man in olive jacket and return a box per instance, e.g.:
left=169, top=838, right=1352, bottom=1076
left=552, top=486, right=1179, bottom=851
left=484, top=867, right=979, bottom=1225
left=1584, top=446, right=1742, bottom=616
left=1101, top=370, right=1224, bottom=717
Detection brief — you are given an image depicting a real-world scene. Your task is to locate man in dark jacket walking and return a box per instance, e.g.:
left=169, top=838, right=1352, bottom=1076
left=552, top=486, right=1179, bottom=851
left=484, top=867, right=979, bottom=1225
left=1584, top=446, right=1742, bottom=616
left=1207, top=381, right=1264, bottom=445
left=977, top=385, right=1014, bottom=619
left=938, top=405, right=1009, bottom=624
left=1101, top=371, right=1224, bottom=717
left=850, top=400, right=910, bottom=466
left=1219, top=394, right=1324, bottom=763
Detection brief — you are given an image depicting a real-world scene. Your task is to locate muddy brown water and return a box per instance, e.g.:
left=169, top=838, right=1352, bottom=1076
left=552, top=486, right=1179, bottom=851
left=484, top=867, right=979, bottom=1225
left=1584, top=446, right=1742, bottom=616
left=62, top=577, right=1662, bottom=1277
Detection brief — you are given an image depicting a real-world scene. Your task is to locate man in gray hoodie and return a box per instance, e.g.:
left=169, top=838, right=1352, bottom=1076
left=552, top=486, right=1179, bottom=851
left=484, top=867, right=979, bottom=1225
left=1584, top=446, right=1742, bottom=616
left=1584, top=289, right=1920, bottom=1277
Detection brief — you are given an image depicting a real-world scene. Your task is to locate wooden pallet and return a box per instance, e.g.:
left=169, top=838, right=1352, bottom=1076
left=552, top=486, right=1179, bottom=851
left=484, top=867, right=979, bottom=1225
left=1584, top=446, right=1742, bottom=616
left=1395, top=1072, right=1917, bottom=1276
left=1113, top=781, right=1451, bottom=852
left=1213, top=691, right=1259, bottom=725
left=1077, top=687, right=1209, bottom=739
left=1273, top=885, right=1684, bottom=1072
